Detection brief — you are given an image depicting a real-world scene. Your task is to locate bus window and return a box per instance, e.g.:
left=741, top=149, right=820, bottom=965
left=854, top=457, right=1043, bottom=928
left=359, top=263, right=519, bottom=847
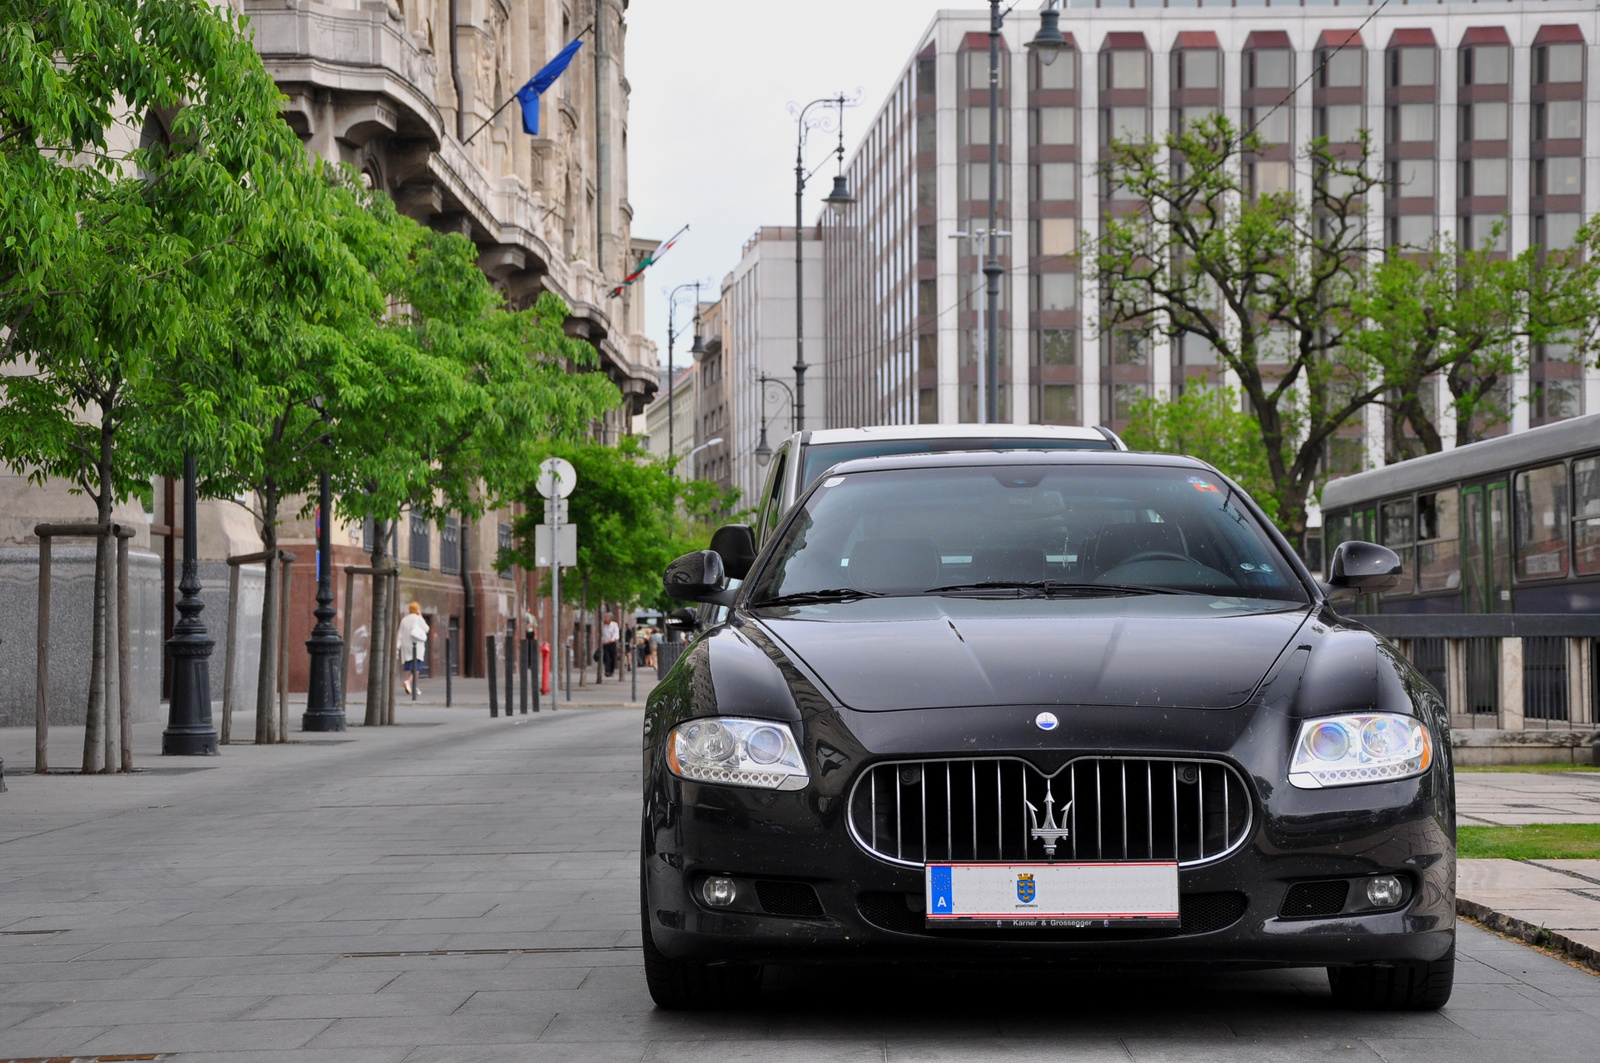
left=1416, top=489, right=1460, bottom=593
left=1379, top=498, right=1415, bottom=595
left=1576, top=457, right=1600, bottom=576
left=1462, top=482, right=1511, bottom=612
left=1514, top=464, right=1569, bottom=580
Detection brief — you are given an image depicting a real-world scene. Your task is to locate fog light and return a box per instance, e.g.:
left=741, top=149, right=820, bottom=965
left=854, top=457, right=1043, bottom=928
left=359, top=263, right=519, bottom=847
left=1366, top=875, right=1403, bottom=909
left=701, top=876, right=737, bottom=907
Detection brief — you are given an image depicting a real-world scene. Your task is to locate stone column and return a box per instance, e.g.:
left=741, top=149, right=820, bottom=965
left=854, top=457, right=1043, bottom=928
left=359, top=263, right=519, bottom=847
left=1498, top=637, right=1524, bottom=731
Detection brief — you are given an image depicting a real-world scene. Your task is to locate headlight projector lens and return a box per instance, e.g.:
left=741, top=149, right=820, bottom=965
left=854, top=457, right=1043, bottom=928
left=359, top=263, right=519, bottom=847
left=1288, top=713, right=1432, bottom=789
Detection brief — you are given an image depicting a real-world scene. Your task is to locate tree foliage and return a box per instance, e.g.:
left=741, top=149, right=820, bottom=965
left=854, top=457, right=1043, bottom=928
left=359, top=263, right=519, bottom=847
left=509, top=437, right=743, bottom=613
left=1096, top=114, right=1600, bottom=546
left=1122, top=387, right=1280, bottom=525
left=0, top=0, right=317, bottom=767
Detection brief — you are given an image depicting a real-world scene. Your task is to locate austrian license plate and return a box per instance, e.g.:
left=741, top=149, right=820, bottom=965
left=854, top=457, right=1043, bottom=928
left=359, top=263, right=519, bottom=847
left=925, top=862, right=1181, bottom=928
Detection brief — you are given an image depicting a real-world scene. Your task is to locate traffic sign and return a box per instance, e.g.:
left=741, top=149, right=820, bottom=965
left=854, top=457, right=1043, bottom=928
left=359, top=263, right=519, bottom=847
left=534, top=523, right=577, bottom=567
left=536, top=457, right=577, bottom=499
left=543, top=498, right=569, bottom=524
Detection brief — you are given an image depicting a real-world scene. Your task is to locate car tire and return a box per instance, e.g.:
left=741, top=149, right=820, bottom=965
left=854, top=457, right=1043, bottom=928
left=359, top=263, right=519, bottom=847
left=1327, top=944, right=1454, bottom=1010
left=639, top=867, right=761, bottom=1009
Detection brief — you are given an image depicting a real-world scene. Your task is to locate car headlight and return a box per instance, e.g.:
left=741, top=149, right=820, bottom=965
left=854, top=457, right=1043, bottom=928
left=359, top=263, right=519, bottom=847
left=666, top=718, right=809, bottom=791
left=1288, top=713, right=1433, bottom=789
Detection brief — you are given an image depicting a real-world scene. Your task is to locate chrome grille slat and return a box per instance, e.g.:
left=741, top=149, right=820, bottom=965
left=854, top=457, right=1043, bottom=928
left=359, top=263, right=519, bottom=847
left=847, top=756, right=1252, bottom=870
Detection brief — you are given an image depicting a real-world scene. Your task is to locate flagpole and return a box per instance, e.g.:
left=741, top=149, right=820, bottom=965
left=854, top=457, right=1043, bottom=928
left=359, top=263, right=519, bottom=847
left=462, top=22, right=595, bottom=147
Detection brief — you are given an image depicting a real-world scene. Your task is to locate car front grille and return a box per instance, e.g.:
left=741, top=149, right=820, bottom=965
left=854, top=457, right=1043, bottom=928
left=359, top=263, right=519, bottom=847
left=846, top=756, right=1252, bottom=869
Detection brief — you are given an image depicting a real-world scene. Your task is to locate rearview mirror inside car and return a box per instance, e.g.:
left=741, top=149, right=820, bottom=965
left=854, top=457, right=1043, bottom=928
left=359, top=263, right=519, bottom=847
left=1327, top=540, right=1402, bottom=592
left=663, top=550, right=736, bottom=606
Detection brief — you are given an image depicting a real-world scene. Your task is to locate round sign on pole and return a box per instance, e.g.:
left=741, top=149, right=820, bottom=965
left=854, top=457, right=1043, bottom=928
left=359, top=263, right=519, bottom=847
left=536, top=457, right=577, bottom=499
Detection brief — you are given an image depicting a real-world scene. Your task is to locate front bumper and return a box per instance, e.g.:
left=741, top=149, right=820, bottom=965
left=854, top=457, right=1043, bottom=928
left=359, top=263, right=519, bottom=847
left=643, top=773, right=1455, bottom=970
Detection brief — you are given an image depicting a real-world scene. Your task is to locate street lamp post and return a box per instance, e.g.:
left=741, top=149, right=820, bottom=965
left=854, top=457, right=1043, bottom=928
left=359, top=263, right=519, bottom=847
left=753, top=375, right=796, bottom=468
left=971, top=2, right=1067, bottom=426
left=302, top=461, right=346, bottom=732
left=664, top=280, right=704, bottom=468
left=792, top=93, right=857, bottom=433
left=162, top=449, right=219, bottom=755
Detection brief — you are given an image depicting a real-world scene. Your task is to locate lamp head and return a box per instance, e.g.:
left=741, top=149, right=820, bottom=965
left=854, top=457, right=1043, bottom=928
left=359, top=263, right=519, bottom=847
left=822, top=174, right=856, bottom=213
left=754, top=427, right=772, bottom=466
left=1027, top=5, right=1067, bottom=67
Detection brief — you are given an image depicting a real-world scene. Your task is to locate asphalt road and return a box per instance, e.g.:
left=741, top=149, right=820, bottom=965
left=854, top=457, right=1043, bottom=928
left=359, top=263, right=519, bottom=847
left=1, top=702, right=1597, bottom=1063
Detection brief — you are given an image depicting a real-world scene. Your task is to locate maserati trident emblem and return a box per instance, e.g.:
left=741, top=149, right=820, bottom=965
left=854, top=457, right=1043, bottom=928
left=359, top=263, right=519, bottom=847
left=1034, top=712, right=1059, bottom=731
left=1026, top=780, right=1073, bottom=858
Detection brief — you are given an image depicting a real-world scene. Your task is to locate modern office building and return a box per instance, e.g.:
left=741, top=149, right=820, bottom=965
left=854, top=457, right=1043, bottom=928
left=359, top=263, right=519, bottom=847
left=723, top=228, right=826, bottom=505
left=821, top=0, right=1600, bottom=460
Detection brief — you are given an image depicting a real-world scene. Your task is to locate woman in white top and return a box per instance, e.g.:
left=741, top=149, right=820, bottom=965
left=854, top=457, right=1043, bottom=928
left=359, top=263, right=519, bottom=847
left=397, top=601, right=430, bottom=696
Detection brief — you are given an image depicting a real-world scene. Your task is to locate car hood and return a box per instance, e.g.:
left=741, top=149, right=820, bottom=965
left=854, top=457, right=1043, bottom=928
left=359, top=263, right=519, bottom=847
left=753, top=597, right=1311, bottom=711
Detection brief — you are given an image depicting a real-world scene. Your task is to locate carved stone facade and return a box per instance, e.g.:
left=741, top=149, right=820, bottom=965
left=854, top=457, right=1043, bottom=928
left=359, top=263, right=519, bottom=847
left=248, top=0, right=658, bottom=424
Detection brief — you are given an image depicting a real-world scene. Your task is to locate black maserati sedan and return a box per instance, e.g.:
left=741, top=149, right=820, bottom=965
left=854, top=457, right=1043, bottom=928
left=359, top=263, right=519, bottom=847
left=642, top=451, right=1454, bottom=1010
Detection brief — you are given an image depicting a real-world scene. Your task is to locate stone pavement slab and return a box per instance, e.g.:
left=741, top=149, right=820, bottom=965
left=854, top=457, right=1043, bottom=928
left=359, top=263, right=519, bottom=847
left=0, top=701, right=1597, bottom=1062
left=1459, top=857, right=1600, bottom=973
left=1455, top=771, right=1600, bottom=825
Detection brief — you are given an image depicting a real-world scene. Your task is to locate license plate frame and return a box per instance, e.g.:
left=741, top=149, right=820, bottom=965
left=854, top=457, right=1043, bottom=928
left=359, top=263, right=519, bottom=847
left=924, top=861, right=1181, bottom=929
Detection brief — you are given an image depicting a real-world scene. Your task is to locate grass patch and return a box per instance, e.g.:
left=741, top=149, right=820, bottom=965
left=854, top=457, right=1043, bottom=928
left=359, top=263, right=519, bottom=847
left=1458, top=823, right=1600, bottom=860
left=1457, top=762, right=1600, bottom=773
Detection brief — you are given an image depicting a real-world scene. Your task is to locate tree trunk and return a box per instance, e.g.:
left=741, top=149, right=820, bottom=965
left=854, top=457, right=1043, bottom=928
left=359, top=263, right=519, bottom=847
left=365, top=518, right=389, bottom=727
left=82, top=424, right=116, bottom=774
left=255, top=488, right=281, bottom=744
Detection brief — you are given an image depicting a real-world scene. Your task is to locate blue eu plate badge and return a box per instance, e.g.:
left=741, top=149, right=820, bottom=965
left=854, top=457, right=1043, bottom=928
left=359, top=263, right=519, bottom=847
left=929, top=865, right=953, bottom=915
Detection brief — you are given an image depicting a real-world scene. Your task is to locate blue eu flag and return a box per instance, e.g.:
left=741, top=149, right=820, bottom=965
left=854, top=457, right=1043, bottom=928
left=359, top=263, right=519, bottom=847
left=515, top=38, right=585, bottom=136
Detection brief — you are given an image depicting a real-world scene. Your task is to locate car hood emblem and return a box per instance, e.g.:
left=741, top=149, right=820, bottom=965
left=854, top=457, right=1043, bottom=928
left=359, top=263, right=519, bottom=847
left=1034, top=712, right=1058, bottom=731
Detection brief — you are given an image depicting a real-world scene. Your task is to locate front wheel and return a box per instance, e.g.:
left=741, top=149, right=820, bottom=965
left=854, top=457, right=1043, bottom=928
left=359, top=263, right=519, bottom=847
left=1327, top=944, right=1454, bottom=1010
left=640, top=869, right=760, bottom=1009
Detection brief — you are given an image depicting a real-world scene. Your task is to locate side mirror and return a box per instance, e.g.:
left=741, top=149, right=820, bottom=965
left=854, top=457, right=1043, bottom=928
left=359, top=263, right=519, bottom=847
left=663, top=550, right=736, bottom=606
left=708, top=523, right=758, bottom=580
left=1327, top=540, right=1402, bottom=592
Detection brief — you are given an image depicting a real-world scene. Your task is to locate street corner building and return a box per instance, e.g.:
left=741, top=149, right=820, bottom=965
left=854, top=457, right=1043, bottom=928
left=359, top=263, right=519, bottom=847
left=0, top=0, right=660, bottom=727
left=818, top=0, right=1600, bottom=443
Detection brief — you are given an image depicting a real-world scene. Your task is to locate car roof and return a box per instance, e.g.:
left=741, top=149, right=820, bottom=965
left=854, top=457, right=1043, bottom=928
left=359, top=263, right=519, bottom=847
left=801, top=424, right=1113, bottom=445
left=822, top=450, right=1215, bottom=476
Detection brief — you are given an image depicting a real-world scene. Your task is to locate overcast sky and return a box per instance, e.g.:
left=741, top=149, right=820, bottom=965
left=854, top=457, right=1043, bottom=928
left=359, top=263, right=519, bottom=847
left=625, top=1, right=958, bottom=366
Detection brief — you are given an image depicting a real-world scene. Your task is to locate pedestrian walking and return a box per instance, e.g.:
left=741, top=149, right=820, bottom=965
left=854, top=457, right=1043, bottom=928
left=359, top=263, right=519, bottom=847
left=600, top=612, right=620, bottom=677
left=647, top=625, right=663, bottom=670
left=397, top=601, right=429, bottom=696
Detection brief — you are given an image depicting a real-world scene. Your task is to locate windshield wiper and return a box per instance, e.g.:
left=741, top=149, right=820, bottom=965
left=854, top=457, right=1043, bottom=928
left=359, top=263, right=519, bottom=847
left=751, top=588, right=886, bottom=607
left=923, top=580, right=1206, bottom=598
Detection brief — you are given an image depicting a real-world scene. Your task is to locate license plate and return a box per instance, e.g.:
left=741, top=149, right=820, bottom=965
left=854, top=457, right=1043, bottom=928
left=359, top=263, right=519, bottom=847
left=925, top=862, right=1181, bottom=928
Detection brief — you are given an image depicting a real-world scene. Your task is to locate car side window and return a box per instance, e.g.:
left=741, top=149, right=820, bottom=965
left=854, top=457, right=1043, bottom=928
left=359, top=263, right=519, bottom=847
left=757, top=449, right=788, bottom=544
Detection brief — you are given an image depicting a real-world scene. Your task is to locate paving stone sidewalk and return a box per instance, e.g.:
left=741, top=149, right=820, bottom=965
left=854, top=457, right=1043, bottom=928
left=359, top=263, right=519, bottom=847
left=0, top=698, right=1597, bottom=1061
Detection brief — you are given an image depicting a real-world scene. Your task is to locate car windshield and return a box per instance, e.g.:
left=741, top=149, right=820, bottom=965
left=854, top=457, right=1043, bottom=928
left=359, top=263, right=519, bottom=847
left=800, top=437, right=1113, bottom=494
left=748, top=463, right=1308, bottom=605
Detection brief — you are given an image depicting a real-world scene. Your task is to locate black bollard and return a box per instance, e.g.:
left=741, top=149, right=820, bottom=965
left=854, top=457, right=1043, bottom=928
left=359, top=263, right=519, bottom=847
left=519, top=637, right=530, bottom=715
left=504, top=629, right=514, bottom=720
left=445, top=635, right=453, bottom=707
left=486, top=635, right=498, bottom=718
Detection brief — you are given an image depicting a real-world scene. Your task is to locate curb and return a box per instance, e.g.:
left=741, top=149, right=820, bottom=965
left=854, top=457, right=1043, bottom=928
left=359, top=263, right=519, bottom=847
left=1458, top=896, right=1600, bottom=974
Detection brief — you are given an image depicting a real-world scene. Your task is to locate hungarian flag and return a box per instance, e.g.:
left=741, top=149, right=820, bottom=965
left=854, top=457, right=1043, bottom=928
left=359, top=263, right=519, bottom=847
left=516, top=37, right=585, bottom=136
left=609, top=225, right=688, bottom=298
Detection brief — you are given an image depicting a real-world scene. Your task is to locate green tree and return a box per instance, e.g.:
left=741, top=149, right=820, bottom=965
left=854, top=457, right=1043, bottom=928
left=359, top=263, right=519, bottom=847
left=0, top=0, right=319, bottom=768
left=328, top=192, right=620, bottom=723
left=1095, top=115, right=1385, bottom=551
left=1351, top=224, right=1600, bottom=457
left=510, top=437, right=742, bottom=618
left=1122, top=387, right=1281, bottom=525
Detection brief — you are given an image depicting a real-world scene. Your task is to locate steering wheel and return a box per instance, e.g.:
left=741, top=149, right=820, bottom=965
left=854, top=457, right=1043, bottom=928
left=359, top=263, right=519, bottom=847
left=1114, top=550, right=1193, bottom=566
